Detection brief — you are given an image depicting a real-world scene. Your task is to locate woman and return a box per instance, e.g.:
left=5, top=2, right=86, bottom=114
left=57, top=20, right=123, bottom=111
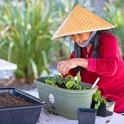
left=52, top=5, right=124, bottom=113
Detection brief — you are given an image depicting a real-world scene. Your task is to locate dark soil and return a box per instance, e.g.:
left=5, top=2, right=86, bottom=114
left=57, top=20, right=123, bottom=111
left=0, top=92, right=33, bottom=107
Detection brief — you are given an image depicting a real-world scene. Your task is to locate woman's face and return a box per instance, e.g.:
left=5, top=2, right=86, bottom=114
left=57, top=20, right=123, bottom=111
left=70, top=32, right=92, bottom=46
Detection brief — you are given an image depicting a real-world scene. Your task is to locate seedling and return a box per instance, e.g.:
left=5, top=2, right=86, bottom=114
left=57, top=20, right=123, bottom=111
left=45, top=72, right=91, bottom=90
left=92, top=90, right=107, bottom=109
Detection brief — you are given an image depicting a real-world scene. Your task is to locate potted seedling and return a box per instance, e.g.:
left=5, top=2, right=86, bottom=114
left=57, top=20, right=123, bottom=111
left=92, top=90, right=115, bottom=117
left=35, top=72, right=96, bottom=119
left=0, top=88, right=45, bottom=124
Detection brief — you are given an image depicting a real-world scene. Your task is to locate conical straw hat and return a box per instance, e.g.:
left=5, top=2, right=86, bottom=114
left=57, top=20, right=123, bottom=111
left=52, top=4, right=115, bottom=39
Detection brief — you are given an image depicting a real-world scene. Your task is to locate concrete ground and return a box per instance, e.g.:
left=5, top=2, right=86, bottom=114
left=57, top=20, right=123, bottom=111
left=23, top=89, right=124, bottom=124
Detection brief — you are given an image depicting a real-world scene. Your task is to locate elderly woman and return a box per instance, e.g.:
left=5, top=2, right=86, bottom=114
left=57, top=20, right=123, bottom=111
left=52, top=5, right=124, bottom=113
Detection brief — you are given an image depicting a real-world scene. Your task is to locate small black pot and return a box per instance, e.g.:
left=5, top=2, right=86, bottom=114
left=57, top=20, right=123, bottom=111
left=97, top=101, right=115, bottom=117
left=77, top=108, right=97, bottom=124
left=91, top=99, right=115, bottom=117
left=0, top=88, right=45, bottom=124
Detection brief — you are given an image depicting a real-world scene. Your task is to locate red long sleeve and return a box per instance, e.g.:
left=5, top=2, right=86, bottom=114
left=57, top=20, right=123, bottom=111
left=87, top=31, right=120, bottom=76
left=68, top=31, right=124, bottom=113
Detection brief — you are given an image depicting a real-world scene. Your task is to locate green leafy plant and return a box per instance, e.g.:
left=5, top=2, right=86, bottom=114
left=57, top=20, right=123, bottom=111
left=92, top=90, right=107, bottom=109
left=45, top=72, right=91, bottom=90
left=0, top=0, right=69, bottom=83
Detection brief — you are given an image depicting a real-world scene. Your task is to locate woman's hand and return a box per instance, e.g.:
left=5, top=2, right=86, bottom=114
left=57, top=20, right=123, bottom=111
left=57, top=58, right=88, bottom=76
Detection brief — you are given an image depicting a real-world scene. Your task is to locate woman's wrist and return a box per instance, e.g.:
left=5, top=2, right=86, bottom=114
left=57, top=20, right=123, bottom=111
left=76, top=58, right=88, bottom=68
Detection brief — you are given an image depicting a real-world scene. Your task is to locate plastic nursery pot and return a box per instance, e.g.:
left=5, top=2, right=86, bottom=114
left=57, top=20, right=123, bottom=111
left=0, top=88, right=45, bottom=124
left=77, top=108, right=97, bottom=124
left=97, top=100, right=115, bottom=117
left=35, top=77, right=96, bottom=120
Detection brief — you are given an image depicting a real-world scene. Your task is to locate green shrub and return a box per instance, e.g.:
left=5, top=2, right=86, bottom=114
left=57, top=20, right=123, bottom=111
left=0, top=0, right=67, bottom=82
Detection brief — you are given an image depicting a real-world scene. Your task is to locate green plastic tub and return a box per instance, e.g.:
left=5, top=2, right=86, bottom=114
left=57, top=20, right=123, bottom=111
left=35, top=77, right=96, bottom=120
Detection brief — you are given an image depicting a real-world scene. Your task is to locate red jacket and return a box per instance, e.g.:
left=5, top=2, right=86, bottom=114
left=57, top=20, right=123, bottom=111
left=69, top=31, right=124, bottom=113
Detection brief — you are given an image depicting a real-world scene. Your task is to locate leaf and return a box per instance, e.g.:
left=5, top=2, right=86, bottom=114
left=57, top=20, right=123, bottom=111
left=66, top=81, right=75, bottom=89
left=30, top=59, right=38, bottom=79
left=43, top=67, right=51, bottom=76
left=45, top=78, right=55, bottom=85
left=55, top=75, right=62, bottom=82
left=82, top=85, right=91, bottom=90
left=41, top=50, right=48, bottom=67
left=77, top=72, right=81, bottom=83
left=8, top=42, right=14, bottom=61
left=95, top=101, right=101, bottom=109
left=65, top=75, right=74, bottom=81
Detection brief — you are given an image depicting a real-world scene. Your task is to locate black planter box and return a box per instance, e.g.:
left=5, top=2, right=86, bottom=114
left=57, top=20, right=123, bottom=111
left=0, top=88, right=45, bottom=124
left=77, top=108, right=97, bottom=124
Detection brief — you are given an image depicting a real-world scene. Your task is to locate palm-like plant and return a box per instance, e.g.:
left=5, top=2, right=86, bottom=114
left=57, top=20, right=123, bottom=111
left=0, top=0, right=55, bottom=82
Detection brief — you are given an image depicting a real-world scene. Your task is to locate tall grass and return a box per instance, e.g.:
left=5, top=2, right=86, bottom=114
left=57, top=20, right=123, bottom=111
left=0, top=0, right=55, bottom=82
